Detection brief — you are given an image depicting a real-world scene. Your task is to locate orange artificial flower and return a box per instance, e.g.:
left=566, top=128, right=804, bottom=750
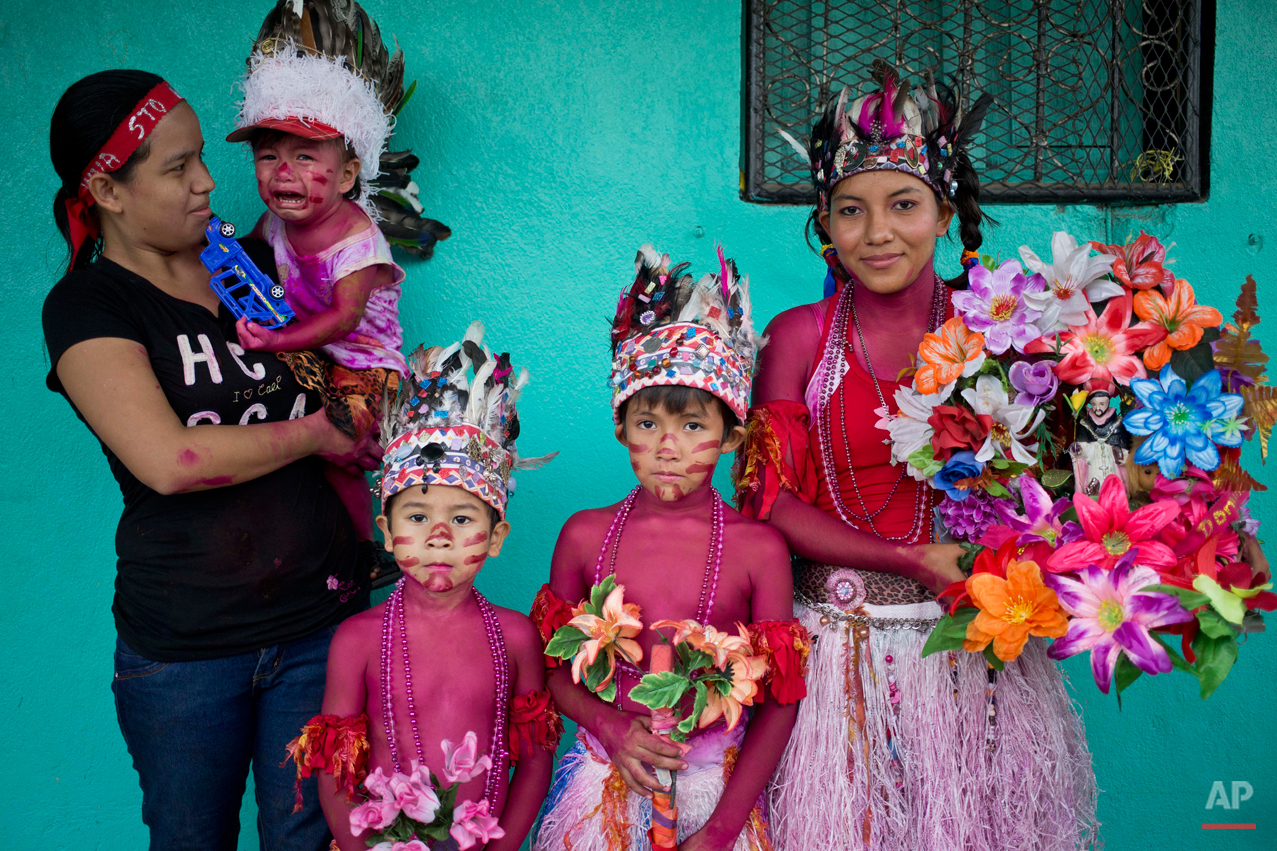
left=651, top=619, right=767, bottom=731
left=914, top=317, right=987, bottom=395
left=567, top=584, right=644, bottom=692
left=963, top=559, right=1069, bottom=661
left=1132, top=279, right=1224, bottom=370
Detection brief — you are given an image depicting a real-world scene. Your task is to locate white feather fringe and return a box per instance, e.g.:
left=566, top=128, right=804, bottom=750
left=233, top=47, right=392, bottom=213
left=768, top=602, right=1099, bottom=851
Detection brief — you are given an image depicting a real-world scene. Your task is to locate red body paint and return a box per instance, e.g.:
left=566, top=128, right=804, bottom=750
left=463, top=554, right=486, bottom=565
left=462, top=532, right=489, bottom=547
left=177, top=448, right=199, bottom=467
left=392, top=536, right=414, bottom=546
left=397, top=556, right=421, bottom=568
left=627, top=443, right=651, bottom=454
left=199, top=475, right=235, bottom=487
left=311, top=173, right=329, bottom=185
left=691, top=440, right=721, bottom=453
left=686, top=462, right=716, bottom=474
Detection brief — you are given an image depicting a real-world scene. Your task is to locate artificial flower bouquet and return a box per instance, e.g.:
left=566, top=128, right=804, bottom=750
left=543, top=576, right=644, bottom=702
left=628, top=620, right=768, bottom=740
left=346, top=732, right=504, bottom=850
left=881, top=229, right=1275, bottom=698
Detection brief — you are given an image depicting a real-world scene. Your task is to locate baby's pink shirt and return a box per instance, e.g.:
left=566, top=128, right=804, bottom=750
left=265, top=202, right=408, bottom=375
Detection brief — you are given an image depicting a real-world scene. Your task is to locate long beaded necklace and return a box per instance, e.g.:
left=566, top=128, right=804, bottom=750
left=380, top=581, right=510, bottom=805
left=593, top=485, right=726, bottom=682
left=815, top=274, right=946, bottom=544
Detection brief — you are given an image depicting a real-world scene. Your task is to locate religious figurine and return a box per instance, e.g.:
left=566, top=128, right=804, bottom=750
left=1069, top=387, right=1130, bottom=496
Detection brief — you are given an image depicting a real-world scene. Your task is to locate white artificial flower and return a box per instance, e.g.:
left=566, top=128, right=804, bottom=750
left=961, top=375, right=1045, bottom=465
left=1019, top=231, right=1124, bottom=334
left=876, top=382, right=953, bottom=478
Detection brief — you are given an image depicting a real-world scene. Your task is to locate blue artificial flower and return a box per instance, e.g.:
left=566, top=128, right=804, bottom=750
left=1124, top=365, right=1245, bottom=478
left=933, top=451, right=983, bottom=501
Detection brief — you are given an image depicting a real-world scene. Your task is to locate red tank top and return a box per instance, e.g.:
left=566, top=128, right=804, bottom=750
left=806, top=290, right=953, bottom=544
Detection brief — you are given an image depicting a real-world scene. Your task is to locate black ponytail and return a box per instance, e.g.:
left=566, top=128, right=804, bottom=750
left=50, top=69, right=165, bottom=271
left=942, top=150, right=997, bottom=289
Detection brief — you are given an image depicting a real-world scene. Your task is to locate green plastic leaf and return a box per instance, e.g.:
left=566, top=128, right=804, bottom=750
left=584, top=658, right=611, bottom=693
left=1150, top=632, right=1197, bottom=676
left=682, top=647, right=714, bottom=673
left=1114, top=654, right=1144, bottom=697
left=690, top=680, right=708, bottom=727
left=957, top=542, right=983, bottom=576
left=1145, top=584, right=1210, bottom=611
left=589, top=575, right=618, bottom=614
left=629, top=671, right=690, bottom=710
left=597, top=679, right=618, bottom=704
left=1192, top=575, right=1247, bottom=625
left=1196, top=608, right=1239, bottom=640
left=982, top=645, right=1005, bottom=671
left=921, top=608, right=978, bottom=658
left=1232, top=581, right=1274, bottom=599
left=1041, top=468, right=1073, bottom=489
left=1191, top=632, right=1239, bottom=699
left=907, top=445, right=943, bottom=477
left=543, top=626, right=587, bottom=660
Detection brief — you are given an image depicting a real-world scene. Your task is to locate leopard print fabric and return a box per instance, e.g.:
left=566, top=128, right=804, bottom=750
left=794, top=558, right=934, bottom=606
left=276, top=350, right=399, bottom=439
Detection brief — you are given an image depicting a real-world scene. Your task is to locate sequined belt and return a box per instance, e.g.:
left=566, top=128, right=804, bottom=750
left=793, top=558, right=934, bottom=607
left=795, top=591, right=942, bottom=630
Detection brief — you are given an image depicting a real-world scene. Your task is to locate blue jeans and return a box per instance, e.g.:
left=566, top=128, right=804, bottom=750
left=112, top=627, right=338, bottom=851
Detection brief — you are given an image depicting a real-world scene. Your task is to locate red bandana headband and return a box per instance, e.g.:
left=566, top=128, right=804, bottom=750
left=65, top=81, right=184, bottom=262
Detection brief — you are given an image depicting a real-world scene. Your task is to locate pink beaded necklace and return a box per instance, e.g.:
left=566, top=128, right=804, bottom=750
left=380, top=581, right=510, bottom=805
left=815, top=274, right=946, bottom=544
left=593, top=485, right=725, bottom=682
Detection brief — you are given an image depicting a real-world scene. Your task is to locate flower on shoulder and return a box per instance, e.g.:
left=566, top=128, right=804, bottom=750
left=1091, top=230, right=1175, bottom=292
left=1045, top=553, right=1194, bottom=693
left=566, top=582, right=644, bottom=692
left=914, top=317, right=987, bottom=395
left=449, top=798, right=505, bottom=850
left=1026, top=293, right=1160, bottom=388
left=1131, top=279, right=1223, bottom=370
left=1124, top=366, right=1246, bottom=478
left=951, top=260, right=1046, bottom=354
left=963, top=559, right=1068, bottom=661
left=1046, top=474, right=1179, bottom=574
left=1019, top=231, right=1123, bottom=334
left=440, top=731, right=493, bottom=785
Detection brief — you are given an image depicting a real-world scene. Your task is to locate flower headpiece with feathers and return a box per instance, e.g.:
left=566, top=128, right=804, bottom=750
left=379, top=322, right=555, bottom=516
left=230, top=0, right=450, bottom=257
left=609, top=244, right=764, bottom=423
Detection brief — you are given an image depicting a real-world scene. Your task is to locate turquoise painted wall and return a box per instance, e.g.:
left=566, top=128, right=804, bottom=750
left=3, top=0, right=1273, bottom=847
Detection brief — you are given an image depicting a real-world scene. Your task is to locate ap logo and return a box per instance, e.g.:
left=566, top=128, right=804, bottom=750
left=1206, top=781, right=1253, bottom=810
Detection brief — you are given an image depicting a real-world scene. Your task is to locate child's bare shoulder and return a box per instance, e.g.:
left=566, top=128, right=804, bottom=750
left=493, top=604, right=539, bottom=655
left=559, top=503, right=623, bottom=542
left=724, top=509, right=791, bottom=567
left=331, top=599, right=386, bottom=649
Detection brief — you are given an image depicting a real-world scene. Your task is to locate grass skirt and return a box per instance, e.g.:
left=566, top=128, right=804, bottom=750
left=767, top=600, right=1099, bottom=851
left=533, top=722, right=773, bottom=851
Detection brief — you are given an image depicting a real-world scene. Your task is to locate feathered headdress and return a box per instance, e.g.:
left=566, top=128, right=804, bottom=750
left=229, top=0, right=451, bottom=256
left=609, top=244, right=764, bottom=423
left=781, top=59, right=993, bottom=215
left=379, top=322, right=555, bottom=517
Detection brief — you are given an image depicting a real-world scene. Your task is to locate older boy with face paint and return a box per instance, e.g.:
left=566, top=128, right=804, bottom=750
left=290, top=325, right=557, bottom=851
left=532, top=248, right=808, bottom=851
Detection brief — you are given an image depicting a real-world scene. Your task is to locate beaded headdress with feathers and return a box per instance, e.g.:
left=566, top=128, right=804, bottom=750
left=609, top=244, right=764, bottom=423
left=379, top=322, right=555, bottom=516
left=229, top=0, right=449, bottom=257
left=781, top=59, right=992, bottom=215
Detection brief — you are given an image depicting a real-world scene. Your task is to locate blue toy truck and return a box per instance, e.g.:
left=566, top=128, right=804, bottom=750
left=200, top=216, right=295, bottom=329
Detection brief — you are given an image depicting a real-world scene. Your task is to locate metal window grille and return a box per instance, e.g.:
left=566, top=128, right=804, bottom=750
left=742, top=0, right=1212, bottom=204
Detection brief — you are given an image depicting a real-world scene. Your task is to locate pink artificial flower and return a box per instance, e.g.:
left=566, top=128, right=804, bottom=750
left=386, top=762, right=441, bottom=824
left=369, top=842, right=430, bottom=851
left=349, top=795, right=400, bottom=837
left=450, top=799, right=506, bottom=850
left=441, top=731, right=493, bottom=785
left=1025, top=293, right=1160, bottom=387
left=1046, top=474, right=1180, bottom=574
left=1091, top=231, right=1175, bottom=292
left=1045, top=553, right=1194, bottom=693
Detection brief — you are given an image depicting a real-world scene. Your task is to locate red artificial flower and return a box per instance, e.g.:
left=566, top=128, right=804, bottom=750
left=530, top=584, right=575, bottom=667
left=928, top=405, right=994, bottom=462
left=940, top=535, right=1052, bottom=615
left=1026, top=293, right=1161, bottom=387
left=509, top=689, right=563, bottom=762
left=284, top=713, right=370, bottom=811
left=1091, top=231, right=1175, bottom=292
left=1046, top=475, right=1180, bottom=573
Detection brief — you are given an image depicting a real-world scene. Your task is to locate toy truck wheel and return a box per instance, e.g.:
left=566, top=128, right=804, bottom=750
left=270, top=285, right=286, bottom=299
left=219, top=221, right=236, bottom=238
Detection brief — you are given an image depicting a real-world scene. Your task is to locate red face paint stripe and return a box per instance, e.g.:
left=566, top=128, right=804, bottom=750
left=392, top=536, right=414, bottom=546
left=691, top=440, right=721, bottom=453
left=463, top=554, right=486, bottom=565
left=397, top=556, right=421, bottom=568
left=462, top=532, right=489, bottom=547
left=627, top=443, right=651, bottom=454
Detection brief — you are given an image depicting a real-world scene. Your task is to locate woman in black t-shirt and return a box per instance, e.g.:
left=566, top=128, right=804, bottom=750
left=42, top=70, right=380, bottom=851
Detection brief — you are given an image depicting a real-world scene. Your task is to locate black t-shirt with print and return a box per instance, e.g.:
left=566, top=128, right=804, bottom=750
left=43, top=241, right=366, bottom=661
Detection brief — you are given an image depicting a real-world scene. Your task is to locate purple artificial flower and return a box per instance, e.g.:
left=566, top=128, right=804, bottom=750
left=1007, top=360, right=1060, bottom=407
left=995, top=476, right=1071, bottom=546
left=938, top=489, right=1014, bottom=543
left=1044, top=553, right=1195, bottom=693
left=951, top=260, right=1046, bottom=355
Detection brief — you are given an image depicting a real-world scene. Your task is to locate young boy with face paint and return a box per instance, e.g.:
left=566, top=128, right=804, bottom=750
left=223, top=11, right=427, bottom=549
left=289, top=325, right=557, bottom=851
left=532, top=247, right=809, bottom=851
